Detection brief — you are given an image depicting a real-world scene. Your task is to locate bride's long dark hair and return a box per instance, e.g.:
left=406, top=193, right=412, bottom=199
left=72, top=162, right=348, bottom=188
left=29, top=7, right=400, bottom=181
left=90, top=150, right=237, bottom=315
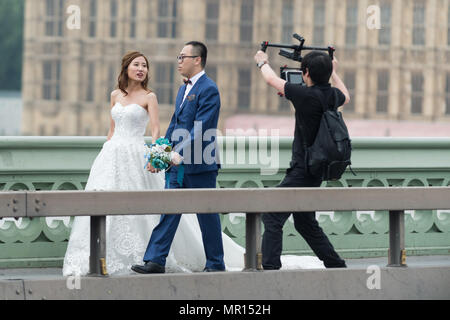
left=117, top=51, right=151, bottom=96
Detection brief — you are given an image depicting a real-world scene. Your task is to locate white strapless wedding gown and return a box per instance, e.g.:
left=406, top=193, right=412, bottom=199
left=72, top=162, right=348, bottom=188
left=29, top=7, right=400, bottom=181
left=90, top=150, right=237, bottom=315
left=62, top=102, right=324, bottom=276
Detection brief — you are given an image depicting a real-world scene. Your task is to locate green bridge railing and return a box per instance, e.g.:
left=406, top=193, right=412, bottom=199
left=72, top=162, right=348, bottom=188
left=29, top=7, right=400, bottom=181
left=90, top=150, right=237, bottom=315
left=0, top=136, right=449, bottom=268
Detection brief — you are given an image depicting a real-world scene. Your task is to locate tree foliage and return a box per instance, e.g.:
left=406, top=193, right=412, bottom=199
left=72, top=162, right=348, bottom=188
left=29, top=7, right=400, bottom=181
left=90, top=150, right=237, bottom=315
left=0, top=0, right=25, bottom=91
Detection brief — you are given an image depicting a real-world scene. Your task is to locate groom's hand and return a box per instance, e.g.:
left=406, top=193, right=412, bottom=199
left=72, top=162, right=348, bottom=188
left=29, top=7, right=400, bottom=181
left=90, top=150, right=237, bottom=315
left=170, top=151, right=183, bottom=167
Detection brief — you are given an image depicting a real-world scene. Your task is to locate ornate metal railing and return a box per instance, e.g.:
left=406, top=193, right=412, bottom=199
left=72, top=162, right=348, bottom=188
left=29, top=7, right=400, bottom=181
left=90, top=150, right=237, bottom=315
left=1, top=136, right=449, bottom=267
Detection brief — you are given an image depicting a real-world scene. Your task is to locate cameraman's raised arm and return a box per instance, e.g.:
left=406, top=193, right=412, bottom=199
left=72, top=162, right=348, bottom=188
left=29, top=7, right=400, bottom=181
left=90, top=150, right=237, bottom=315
left=330, top=57, right=350, bottom=105
left=254, top=50, right=286, bottom=95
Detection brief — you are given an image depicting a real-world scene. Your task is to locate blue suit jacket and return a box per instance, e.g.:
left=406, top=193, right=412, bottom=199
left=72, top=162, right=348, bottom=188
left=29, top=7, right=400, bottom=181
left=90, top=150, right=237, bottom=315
left=165, top=73, right=221, bottom=175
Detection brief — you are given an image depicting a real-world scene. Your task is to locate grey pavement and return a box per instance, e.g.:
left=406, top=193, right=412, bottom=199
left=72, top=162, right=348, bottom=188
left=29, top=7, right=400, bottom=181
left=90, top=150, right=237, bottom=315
left=0, top=255, right=449, bottom=280
left=346, top=255, right=450, bottom=268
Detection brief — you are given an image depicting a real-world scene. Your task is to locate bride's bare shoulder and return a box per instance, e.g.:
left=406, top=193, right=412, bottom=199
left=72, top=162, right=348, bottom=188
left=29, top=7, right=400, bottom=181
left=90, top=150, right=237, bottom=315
left=146, top=91, right=157, bottom=99
left=110, top=89, right=124, bottom=107
left=146, top=91, right=158, bottom=105
left=111, top=89, right=121, bottom=99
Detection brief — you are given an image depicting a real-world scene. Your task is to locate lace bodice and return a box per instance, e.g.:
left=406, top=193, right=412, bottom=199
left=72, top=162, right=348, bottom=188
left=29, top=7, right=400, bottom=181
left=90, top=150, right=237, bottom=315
left=111, top=103, right=148, bottom=138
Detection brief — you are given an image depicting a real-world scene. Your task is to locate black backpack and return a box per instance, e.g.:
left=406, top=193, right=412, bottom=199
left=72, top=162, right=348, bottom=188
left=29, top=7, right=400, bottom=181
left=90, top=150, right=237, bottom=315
left=298, top=89, right=353, bottom=181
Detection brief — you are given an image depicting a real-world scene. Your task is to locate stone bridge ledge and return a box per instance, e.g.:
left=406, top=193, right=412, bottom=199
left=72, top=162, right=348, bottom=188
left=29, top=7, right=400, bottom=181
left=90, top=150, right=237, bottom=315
left=1, top=263, right=449, bottom=300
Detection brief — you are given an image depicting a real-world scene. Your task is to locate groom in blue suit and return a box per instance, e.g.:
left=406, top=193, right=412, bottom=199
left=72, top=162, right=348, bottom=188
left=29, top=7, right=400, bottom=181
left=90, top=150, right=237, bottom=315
left=132, top=41, right=225, bottom=273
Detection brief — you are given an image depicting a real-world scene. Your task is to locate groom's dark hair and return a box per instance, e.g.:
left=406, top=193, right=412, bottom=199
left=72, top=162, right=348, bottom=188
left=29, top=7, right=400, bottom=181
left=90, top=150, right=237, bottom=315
left=185, top=41, right=207, bottom=68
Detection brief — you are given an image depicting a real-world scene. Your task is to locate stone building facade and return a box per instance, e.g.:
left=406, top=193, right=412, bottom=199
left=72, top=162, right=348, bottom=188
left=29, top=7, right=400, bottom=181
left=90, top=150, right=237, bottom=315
left=21, top=0, right=450, bottom=136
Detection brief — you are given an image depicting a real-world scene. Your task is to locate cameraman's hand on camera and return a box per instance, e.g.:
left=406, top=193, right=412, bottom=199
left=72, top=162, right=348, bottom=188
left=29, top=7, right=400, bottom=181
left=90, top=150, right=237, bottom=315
left=254, top=50, right=286, bottom=95
left=254, top=51, right=268, bottom=66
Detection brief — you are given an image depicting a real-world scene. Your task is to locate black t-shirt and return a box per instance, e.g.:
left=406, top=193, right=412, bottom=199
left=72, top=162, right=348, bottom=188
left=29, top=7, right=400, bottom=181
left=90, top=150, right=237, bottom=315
left=284, top=82, right=346, bottom=165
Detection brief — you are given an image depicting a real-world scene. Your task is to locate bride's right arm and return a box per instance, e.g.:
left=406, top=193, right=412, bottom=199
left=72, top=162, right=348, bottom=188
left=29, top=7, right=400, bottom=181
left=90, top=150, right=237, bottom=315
left=107, top=90, right=117, bottom=140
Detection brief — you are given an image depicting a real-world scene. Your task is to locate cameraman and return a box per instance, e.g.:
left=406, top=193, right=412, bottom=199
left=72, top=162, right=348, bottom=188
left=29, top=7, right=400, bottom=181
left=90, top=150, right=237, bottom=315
left=254, top=49, right=350, bottom=269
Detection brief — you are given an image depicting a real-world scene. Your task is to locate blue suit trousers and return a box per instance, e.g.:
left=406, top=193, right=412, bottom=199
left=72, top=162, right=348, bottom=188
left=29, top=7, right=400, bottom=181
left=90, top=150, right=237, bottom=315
left=143, top=169, right=225, bottom=270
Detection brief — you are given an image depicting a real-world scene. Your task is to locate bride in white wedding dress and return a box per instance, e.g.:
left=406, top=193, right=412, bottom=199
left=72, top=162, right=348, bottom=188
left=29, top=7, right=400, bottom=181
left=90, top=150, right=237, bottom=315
left=62, top=52, right=323, bottom=276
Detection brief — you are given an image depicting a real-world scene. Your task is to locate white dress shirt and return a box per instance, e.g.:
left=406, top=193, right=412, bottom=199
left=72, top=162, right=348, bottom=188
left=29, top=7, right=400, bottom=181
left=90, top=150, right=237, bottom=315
left=181, top=70, right=205, bottom=107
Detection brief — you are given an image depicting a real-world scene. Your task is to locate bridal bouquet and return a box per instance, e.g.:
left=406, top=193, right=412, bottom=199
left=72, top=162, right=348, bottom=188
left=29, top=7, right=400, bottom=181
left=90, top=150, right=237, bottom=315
left=144, top=138, right=183, bottom=170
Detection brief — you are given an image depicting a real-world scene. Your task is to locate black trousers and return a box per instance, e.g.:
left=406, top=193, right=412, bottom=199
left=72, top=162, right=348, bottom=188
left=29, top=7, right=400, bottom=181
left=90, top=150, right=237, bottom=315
left=261, top=164, right=346, bottom=269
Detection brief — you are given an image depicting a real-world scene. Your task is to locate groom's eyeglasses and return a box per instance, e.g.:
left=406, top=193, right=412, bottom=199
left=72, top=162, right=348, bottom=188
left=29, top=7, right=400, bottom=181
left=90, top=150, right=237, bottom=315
left=177, top=55, right=199, bottom=62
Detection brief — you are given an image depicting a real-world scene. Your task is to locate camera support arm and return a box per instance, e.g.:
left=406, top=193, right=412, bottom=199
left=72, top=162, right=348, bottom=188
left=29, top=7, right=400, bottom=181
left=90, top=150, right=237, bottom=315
left=260, top=33, right=334, bottom=62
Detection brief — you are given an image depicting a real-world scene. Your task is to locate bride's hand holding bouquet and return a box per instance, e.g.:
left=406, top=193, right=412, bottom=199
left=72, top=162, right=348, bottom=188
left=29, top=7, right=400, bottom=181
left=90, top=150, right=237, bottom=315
left=145, top=138, right=183, bottom=173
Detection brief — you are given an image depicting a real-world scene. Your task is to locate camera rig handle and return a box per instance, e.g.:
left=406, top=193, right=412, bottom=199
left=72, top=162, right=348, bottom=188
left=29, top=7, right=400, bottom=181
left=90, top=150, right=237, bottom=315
left=260, top=41, right=269, bottom=52
left=260, top=33, right=335, bottom=62
left=328, top=46, right=335, bottom=60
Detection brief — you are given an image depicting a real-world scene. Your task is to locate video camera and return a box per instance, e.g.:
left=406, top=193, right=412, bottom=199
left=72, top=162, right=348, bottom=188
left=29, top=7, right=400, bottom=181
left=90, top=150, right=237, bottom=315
left=260, top=34, right=335, bottom=86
